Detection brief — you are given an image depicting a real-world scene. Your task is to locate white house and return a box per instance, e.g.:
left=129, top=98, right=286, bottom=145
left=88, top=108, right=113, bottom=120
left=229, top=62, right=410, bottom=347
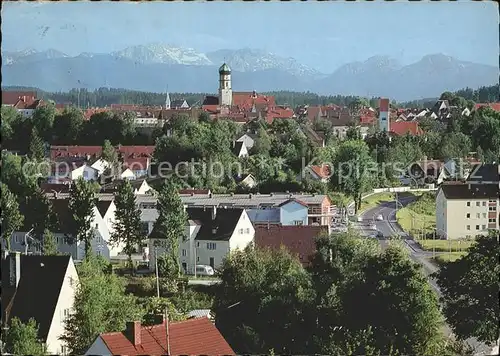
left=1, top=253, right=79, bottom=355
left=235, top=173, right=257, bottom=189
left=235, top=133, right=256, bottom=150
left=49, top=163, right=99, bottom=183
left=148, top=207, right=255, bottom=273
left=233, top=141, right=249, bottom=158
left=90, top=158, right=109, bottom=175
left=8, top=199, right=113, bottom=260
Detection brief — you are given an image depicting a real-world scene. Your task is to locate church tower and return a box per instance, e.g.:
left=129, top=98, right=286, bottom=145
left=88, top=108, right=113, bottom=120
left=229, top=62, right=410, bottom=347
left=218, top=63, right=232, bottom=106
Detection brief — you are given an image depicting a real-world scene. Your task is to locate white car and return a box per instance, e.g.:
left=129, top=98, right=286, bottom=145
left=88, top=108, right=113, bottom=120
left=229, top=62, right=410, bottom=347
left=357, top=216, right=363, bottom=222
left=195, top=265, right=215, bottom=276
left=376, top=214, right=384, bottom=221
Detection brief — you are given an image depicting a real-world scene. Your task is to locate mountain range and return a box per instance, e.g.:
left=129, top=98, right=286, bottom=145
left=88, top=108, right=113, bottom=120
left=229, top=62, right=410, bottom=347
left=2, top=44, right=497, bottom=101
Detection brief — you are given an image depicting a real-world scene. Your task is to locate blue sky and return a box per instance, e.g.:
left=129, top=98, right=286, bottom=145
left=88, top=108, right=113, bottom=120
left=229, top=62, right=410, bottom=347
left=2, top=0, right=498, bottom=73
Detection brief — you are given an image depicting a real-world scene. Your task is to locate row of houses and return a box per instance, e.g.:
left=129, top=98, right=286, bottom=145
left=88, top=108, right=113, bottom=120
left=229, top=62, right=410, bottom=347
left=1, top=252, right=235, bottom=355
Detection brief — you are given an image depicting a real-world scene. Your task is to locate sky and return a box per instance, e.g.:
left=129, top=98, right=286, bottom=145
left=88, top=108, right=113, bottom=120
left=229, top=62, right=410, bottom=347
left=2, top=0, right=498, bottom=73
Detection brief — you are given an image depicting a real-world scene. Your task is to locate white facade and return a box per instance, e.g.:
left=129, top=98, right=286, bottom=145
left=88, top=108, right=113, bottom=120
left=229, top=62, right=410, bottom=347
left=120, top=168, right=136, bottom=180
left=149, top=210, right=255, bottom=272
left=379, top=110, right=390, bottom=132
left=46, top=257, right=79, bottom=355
left=436, top=189, right=499, bottom=239
left=219, top=73, right=232, bottom=106
left=71, top=165, right=99, bottom=181
left=235, top=143, right=249, bottom=158
left=90, top=158, right=109, bottom=175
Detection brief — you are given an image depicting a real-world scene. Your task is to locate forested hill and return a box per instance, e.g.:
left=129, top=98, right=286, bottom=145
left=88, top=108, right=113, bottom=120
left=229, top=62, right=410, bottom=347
left=2, top=84, right=498, bottom=109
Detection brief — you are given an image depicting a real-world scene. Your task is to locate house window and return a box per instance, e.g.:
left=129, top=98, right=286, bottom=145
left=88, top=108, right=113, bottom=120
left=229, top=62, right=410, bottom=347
left=95, top=223, right=98, bottom=229
left=61, top=345, right=67, bottom=355
left=475, top=225, right=479, bottom=230
left=63, top=308, right=71, bottom=321
left=482, top=201, right=487, bottom=206
left=476, top=202, right=480, bottom=207
left=489, top=218, right=496, bottom=223
left=207, top=242, right=217, bottom=250
left=466, top=225, right=470, bottom=231
left=196, top=242, right=200, bottom=248
left=182, top=249, right=186, bottom=256
left=197, top=256, right=200, bottom=262
left=245, top=228, right=250, bottom=234
left=476, top=213, right=480, bottom=219
left=239, top=229, right=244, bottom=234
left=466, top=213, right=470, bottom=219
left=489, top=206, right=497, bottom=211
left=482, top=225, right=486, bottom=230
left=483, top=213, right=487, bottom=218
left=293, top=220, right=303, bottom=226
left=466, top=202, right=471, bottom=207
left=14, top=235, right=20, bottom=243
left=69, top=276, right=74, bottom=287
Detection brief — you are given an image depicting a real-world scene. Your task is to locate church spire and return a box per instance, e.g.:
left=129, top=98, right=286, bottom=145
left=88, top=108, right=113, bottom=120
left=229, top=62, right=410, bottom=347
left=165, top=89, right=171, bottom=110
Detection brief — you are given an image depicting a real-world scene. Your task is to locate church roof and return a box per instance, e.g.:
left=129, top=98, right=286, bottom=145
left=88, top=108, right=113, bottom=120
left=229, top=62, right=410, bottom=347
left=219, top=63, right=231, bottom=74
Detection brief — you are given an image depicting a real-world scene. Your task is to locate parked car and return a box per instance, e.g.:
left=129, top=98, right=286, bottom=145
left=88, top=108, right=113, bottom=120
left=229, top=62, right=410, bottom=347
left=195, top=265, right=215, bottom=276
left=357, top=216, right=363, bottom=222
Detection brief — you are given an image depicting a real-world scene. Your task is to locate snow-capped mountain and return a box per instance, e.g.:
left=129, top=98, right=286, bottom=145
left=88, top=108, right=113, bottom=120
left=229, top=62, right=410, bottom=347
left=206, top=48, right=323, bottom=78
left=2, top=48, right=68, bottom=65
left=111, top=44, right=213, bottom=65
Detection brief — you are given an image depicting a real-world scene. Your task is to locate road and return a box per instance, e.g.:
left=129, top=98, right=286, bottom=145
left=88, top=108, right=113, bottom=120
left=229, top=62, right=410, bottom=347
left=352, top=197, right=492, bottom=355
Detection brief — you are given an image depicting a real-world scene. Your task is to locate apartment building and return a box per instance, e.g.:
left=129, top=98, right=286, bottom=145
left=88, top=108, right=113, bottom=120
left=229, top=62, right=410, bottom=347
left=436, top=183, right=499, bottom=239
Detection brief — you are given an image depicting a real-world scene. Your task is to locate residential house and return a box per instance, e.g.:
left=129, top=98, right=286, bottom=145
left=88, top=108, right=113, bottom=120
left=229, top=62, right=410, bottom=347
left=254, top=225, right=327, bottom=266
left=234, top=173, right=257, bottom=189
left=171, top=99, right=190, bottom=109
left=473, top=103, right=500, bottom=112
left=390, top=121, right=423, bottom=136
left=8, top=198, right=113, bottom=260
left=148, top=207, right=254, bottom=273
left=247, top=198, right=309, bottom=226
left=48, top=159, right=99, bottom=183
left=436, top=183, right=499, bottom=239
left=101, top=179, right=153, bottom=195
left=299, top=165, right=332, bottom=183
left=235, top=132, right=257, bottom=150
left=85, top=317, right=234, bottom=355
left=2, top=91, right=37, bottom=106
left=431, top=100, right=452, bottom=120
left=1, top=253, right=79, bottom=355
left=232, top=141, right=249, bottom=158
left=466, top=163, right=500, bottom=187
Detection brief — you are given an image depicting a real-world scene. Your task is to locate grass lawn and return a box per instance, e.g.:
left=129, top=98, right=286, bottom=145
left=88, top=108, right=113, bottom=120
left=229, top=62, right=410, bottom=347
left=360, top=192, right=417, bottom=213
left=431, top=252, right=467, bottom=266
left=397, top=207, right=436, bottom=236
left=418, top=239, right=473, bottom=252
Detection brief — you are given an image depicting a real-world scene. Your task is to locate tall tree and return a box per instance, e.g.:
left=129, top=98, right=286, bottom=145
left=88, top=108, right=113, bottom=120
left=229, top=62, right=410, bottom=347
left=60, top=255, right=142, bottom=354
left=111, top=180, right=143, bottom=266
left=433, top=231, right=500, bottom=345
left=23, top=186, right=56, bottom=242
left=29, top=127, right=46, bottom=161
left=67, top=178, right=97, bottom=258
left=150, top=180, right=187, bottom=278
left=330, top=140, right=376, bottom=213
left=32, top=103, right=56, bottom=141
left=252, top=127, right=272, bottom=156
left=1, top=183, right=24, bottom=251
left=213, top=246, right=316, bottom=354
left=101, top=139, right=120, bottom=178
left=53, top=106, right=84, bottom=144
left=42, top=229, right=59, bottom=256
left=2, top=317, right=47, bottom=355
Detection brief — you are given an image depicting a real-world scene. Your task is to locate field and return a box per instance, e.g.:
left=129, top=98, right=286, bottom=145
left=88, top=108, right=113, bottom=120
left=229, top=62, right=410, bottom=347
left=396, top=192, right=436, bottom=237
left=418, top=239, right=473, bottom=252
left=432, top=252, right=467, bottom=266
left=360, top=191, right=418, bottom=213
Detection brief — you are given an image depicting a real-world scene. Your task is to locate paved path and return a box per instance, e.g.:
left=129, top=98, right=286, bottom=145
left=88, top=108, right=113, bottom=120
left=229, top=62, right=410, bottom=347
left=352, top=197, right=492, bottom=355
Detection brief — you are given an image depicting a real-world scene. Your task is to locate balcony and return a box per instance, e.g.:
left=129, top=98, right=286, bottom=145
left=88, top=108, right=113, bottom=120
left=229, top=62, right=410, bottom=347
left=308, top=206, right=336, bottom=216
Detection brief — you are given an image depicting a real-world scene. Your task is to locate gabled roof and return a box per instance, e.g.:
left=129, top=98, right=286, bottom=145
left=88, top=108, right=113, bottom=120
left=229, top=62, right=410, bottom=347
left=439, top=183, right=499, bottom=200
left=1, top=91, right=37, bottom=106
left=40, top=183, right=71, bottom=194
left=473, top=103, right=500, bottom=112
left=96, top=200, right=113, bottom=218
left=1, top=255, right=72, bottom=342
left=277, top=198, right=309, bottom=208
left=390, top=121, right=422, bottom=136
left=308, top=165, right=332, bottom=179
left=232, top=141, right=245, bottom=156
left=255, top=225, right=327, bottom=266
left=466, top=164, right=500, bottom=183
left=186, top=208, right=243, bottom=241
left=99, top=317, right=234, bottom=355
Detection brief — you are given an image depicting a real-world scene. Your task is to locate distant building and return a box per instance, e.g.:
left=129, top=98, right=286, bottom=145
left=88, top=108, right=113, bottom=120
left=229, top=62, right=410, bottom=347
left=378, top=98, right=390, bottom=132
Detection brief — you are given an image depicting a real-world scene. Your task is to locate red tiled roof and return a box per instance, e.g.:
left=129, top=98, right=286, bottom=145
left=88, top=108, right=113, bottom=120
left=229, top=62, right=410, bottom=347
left=118, top=145, right=155, bottom=157
left=390, top=121, right=422, bottom=136
left=84, top=108, right=110, bottom=120
left=474, top=103, right=500, bottom=112
left=202, top=105, right=220, bottom=113
left=232, top=92, right=276, bottom=109
left=306, top=106, right=322, bottom=121
left=14, top=98, right=43, bottom=110
left=309, top=165, right=332, bottom=179
left=2, top=91, right=37, bottom=106
left=123, top=157, right=150, bottom=172
left=255, top=225, right=327, bottom=266
left=99, top=317, right=234, bottom=355
left=50, top=146, right=102, bottom=159
left=360, top=116, right=375, bottom=124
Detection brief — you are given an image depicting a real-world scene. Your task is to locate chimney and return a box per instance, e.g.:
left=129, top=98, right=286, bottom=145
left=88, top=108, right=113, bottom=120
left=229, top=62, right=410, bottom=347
left=211, top=206, right=217, bottom=220
left=125, top=321, right=142, bottom=347
left=9, top=252, right=21, bottom=288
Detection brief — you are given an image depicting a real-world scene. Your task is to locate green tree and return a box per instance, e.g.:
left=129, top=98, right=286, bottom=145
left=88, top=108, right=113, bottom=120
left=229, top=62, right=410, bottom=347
left=252, top=127, right=272, bottom=156
left=32, top=103, right=56, bottom=141
left=433, top=231, right=500, bottom=345
left=330, top=140, right=376, bottom=214
left=1, top=183, right=24, bottom=251
left=29, top=127, right=46, bottom=161
left=60, top=255, right=142, bottom=354
left=3, top=317, right=47, bottom=355
left=101, top=139, right=121, bottom=178
left=67, top=178, right=97, bottom=258
left=42, top=229, right=59, bottom=256
left=1, top=105, right=21, bottom=142
left=150, top=180, right=187, bottom=278
left=23, top=187, right=56, bottom=242
left=111, top=180, right=143, bottom=266
left=53, top=106, right=84, bottom=144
